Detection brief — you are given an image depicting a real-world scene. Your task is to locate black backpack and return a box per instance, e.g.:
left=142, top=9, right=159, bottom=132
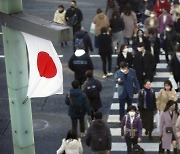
left=132, top=144, right=145, bottom=154
left=84, top=80, right=99, bottom=99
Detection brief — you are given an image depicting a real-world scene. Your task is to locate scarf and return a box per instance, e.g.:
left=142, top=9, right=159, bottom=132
left=145, top=88, right=152, bottom=109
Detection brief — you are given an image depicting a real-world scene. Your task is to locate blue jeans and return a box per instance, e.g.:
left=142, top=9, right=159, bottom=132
left=119, top=94, right=133, bottom=120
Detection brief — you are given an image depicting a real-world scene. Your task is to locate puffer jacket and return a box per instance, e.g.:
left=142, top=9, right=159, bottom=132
left=57, top=138, right=83, bottom=154
left=93, top=13, right=110, bottom=36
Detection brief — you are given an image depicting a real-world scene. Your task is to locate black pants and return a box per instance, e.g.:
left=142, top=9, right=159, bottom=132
left=71, top=116, right=85, bottom=134
left=125, top=136, right=138, bottom=153
left=101, top=54, right=112, bottom=75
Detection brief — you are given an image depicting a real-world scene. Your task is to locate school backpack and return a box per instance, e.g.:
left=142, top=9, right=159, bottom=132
left=84, top=80, right=99, bottom=99
left=74, top=37, right=85, bottom=50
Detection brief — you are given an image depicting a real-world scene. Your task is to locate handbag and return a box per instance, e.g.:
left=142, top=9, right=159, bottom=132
left=89, top=22, right=95, bottom=34
left=166, top=127, right=173, bottom=133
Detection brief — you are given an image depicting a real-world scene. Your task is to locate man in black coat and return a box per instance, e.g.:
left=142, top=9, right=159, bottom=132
left=82, top=70, right=102, bottom=119
left=65, top=0, right=83, bottom=34
left=86, top=111, right=112, bottom=153
left=68, top=48, right=94, bottom=86
left=133, top=42, right=155, bottom=88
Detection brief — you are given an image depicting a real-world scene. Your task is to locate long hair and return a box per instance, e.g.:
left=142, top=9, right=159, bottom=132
left=164, top=100, right=176, bottom=112
left=66, top=130, right=78, bottom=140
left=164, top=80, right=172, bottom=91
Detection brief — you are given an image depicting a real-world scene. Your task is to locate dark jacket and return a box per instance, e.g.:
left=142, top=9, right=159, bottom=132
left=82, top=77, right=102, bottom=110
left=110, top=17, right=124, bottom=33
left=65, top=7, right=83, bottom=25
left=138, top=88, right=156, bottom=111
left=68, top=51, right=94, bottom=85
left=133, top=51, right=155, bottom=86
left=65, top=88, right=91, bottom=118
left=73, top=30, right=93, bottom=53
left=132, top=36, right=150, bottom=51
left=116, top=52, right=134, bottom=68
left=169, top=53, right=180, bottom=77
left=86, top=119, right=112, bottom=152
left=98, top=33, right=113, bottom=56
left=121, top=113, right=142, bottom=138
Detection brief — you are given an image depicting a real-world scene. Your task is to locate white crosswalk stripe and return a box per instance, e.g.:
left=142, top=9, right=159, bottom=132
left=107, top=54, right=179, bottom=153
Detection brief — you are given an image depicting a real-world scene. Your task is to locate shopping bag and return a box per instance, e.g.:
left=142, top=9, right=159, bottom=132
left=155, top=110, right=160, bottom=133
left=89, top=22, right=95, bottom=34
left=169, top=75, right=178, bottom=89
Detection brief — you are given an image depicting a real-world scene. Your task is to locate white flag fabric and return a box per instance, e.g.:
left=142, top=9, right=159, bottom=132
left=22, top=32, right=63, bottom=98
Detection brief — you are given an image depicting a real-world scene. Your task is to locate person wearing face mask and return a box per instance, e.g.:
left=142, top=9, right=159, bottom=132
left=138, top=80, right=156, bottom=140
left=65, top=0, right=83, bottom=35
left=53, top=5, right=68, bottom=47
left=159, top=100, right=178, bottom=154
left=144, top=11, right=159, bottom=34
left=169, top=45, right=180, bottom=91
left=115, top=61, right=140, bottom=121
left=121, top=105, right=142, bottom=154
left=133, top=42, right=155, bottom=88
left=116, top=44, right=133, bottom=70
left=154, top=0, right=171, bottom=17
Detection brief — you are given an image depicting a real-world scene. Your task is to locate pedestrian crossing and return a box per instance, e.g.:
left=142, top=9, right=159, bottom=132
left=107, top=54, right=179, bottom=153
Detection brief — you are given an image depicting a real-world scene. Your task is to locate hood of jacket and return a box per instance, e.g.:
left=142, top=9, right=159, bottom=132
left=97, top=12, right=105, bottom=20
left=64, top=138, right=81, bottom=149
left=70, top=88, right=83, bottom=97
left=75, top=49, right=86, bottom=57
left=92, top=119, right=106, bottom=129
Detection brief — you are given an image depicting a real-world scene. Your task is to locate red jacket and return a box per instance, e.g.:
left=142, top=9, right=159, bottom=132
left=154, top=0, right=171, bottom=17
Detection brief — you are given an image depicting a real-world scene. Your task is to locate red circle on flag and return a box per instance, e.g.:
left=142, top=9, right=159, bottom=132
left=37, top=51, right=57, bottom=78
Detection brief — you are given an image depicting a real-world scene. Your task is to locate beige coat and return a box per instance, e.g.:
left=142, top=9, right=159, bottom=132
left=156, top=89, right=178, bottom=112
left=53, top=10, right=66, bottom=24
left=93, top=13, right=110, bottom=36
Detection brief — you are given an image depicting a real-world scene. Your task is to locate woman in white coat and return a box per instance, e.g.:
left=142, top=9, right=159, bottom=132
left=57, top=130, right=83, bottom=154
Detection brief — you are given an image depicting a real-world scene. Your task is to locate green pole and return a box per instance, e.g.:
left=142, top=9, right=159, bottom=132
left=0, top=0, right=35, bottom=154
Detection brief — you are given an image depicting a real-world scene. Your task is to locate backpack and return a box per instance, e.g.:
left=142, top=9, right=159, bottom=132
left=68, top=92, right=84, bottom=114
left=74, top=37, right=85, bottom=50
left=84, top=80, right=99, bottom=99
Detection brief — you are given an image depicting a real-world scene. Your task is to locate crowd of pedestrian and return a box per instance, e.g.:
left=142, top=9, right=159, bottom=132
left=54, top=0, right=180, bottom=153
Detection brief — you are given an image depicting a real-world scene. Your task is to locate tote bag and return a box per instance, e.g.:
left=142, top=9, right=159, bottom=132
left=89, top=22, right=95, bottom=34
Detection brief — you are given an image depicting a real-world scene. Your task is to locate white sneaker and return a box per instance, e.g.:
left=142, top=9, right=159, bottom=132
left=102, top=75, right=107, bottom=78
left=107, top=72, right=113, bottom=76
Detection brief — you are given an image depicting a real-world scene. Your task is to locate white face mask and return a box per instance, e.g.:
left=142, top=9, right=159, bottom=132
left=120, top=68, right=128, bottom=74
left=123, top=48, right=128, bottom=53
left=176, top=53, right=180, bottom=56
left=129, top=111, right=135, bottom=117
left=150, top=14, right=155, bottom=17
left=165, top=86, right=171, bottom=90
left=166, top=27, right=170, bottom=31
left=137, top=47, right=143, bottom=52
left=161, top=0, right=165, bottom=3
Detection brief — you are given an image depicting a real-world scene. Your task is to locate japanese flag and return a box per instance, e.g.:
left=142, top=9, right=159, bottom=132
left=22, top=32, right=63, bottom=98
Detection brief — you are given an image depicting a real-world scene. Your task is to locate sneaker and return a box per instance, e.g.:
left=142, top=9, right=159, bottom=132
left=107, top=72, right=113, bottom=76
left=102, top=75, right=107, bottom=78
left=80, top=132, right=86, bottom=137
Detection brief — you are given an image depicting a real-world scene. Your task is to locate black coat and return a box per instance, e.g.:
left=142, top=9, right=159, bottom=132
left=110, top=17, right=124, bottom=33
left=98, top=33, right=113, bottom=56
left=82, top=77, right=102, bottom=110
left=169, top=54, right=180, bottom=77
left=65, top=7, right=83, bottom=25
left=86, top=119, right=112, bottom=151
left=116, top=52, right=134, bottom=68
left=68, top=52, right=94, bottom=85
left=133, top=51, right=155, bottom=86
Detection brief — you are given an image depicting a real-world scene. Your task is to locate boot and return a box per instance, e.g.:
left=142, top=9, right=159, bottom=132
left=167, top=149, right=170, bottom=154
left=173, top=148, right=177, bottom=154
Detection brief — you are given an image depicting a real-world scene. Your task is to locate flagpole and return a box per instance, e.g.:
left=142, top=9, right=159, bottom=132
left=0, top=0, right=35, bottom=154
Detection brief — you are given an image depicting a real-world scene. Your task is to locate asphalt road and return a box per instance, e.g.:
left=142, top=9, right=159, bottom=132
left=0, top=0, right=116, bottom=154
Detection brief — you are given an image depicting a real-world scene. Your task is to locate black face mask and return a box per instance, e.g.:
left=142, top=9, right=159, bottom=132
left=71, top=6, right=75, bottom=9
left=59, top=10, right=64, bottom=13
